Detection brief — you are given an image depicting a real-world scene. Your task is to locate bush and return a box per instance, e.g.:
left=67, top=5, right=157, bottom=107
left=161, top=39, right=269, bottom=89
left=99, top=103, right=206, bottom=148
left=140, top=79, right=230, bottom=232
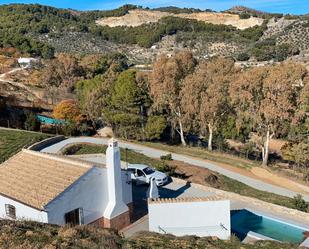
left=61, top=121, right=77, bottom=136
left=239, top=13, right=251, bottom=19
left=292, top=194, right=309, bottom=212
left=240, top=142, right=256, bottom=159
left=160, top=153, right=173, bottom=161
left=237, top=52, right=250, bottom=61
left=156, top=163, right=176, bottom=176
left=213, top=134, right=228, bottom=152
left=62, top=144, right=82, bottom=155
left=205, top=174, right=220, bottom=188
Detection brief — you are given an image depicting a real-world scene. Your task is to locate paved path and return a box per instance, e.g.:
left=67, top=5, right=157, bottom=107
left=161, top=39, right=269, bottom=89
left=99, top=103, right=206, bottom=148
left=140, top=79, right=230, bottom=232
left=41, top=137, right=309, bottom=201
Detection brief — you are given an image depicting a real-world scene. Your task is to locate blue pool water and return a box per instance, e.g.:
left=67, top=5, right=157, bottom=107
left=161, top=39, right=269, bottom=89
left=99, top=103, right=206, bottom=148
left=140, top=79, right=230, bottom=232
left=231, top=209, right=307, bottom=244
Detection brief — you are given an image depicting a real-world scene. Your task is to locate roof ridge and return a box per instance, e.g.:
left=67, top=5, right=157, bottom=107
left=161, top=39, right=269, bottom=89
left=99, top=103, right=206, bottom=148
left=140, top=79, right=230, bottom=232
left=22, top=149, right=94, bottom=169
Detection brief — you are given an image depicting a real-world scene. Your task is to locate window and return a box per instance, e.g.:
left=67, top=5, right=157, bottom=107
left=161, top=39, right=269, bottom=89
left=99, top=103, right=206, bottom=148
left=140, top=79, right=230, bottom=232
left=5, top=204, right=16, bottom=219
left=64, top=208, right=84, bottom=226
left=136, top=169, right=145, bottom=177
left=128, top=168, right=135, bottom=173
left=143, top=167, right=155, bottom=175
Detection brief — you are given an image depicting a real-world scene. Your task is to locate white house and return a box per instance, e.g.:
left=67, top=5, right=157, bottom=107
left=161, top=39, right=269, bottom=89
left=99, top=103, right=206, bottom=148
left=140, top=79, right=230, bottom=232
left=0, top=138, right=133, bottom=230
left=148, top=197, right=231, bottom=240
left=18, top=57, right=40, bottom=69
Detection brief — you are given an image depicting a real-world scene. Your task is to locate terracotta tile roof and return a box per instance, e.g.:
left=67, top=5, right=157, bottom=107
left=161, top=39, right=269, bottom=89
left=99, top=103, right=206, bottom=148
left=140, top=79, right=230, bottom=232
left=148, top=196, right=226, bottom=204
left=0, top=149, right=92, bottom=210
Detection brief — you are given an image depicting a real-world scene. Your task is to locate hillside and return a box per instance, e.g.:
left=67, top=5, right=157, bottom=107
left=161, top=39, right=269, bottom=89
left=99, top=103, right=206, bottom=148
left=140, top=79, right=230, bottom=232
left=96, top=9, right=264, bottom=30
left=1, top=3, right=309, bottom=64
left=2, top=3, right=309, bottom=110
left=0, top=220, right=300, bottom=249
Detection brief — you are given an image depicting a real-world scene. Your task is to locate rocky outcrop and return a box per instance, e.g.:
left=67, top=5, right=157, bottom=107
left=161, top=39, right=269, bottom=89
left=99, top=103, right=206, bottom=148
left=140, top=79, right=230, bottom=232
left=96, top=9, right=264, bottom=30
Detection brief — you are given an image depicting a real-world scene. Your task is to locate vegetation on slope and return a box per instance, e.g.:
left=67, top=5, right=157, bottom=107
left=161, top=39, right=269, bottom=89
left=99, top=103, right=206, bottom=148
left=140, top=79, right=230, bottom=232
left=0, top=3, right=308, bottom=61
left=126, top=231, right=299, bottom=249
left=0, top=4, right=136, bottom=57
left=0, top=129, right=50, bottom=163
left=0, top=3, right=269, bottom=55
left=0, top=220, right=122, bottom=249
left=152, top=6, right=205, bottom=14
left=0, top=220, right=300, bottom=249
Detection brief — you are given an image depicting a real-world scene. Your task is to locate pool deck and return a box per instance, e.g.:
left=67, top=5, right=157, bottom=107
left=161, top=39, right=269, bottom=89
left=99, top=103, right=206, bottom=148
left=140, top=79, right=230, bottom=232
left=301, top=238, right=309, bottom=248
left=230, top=200, right=309, bottom=232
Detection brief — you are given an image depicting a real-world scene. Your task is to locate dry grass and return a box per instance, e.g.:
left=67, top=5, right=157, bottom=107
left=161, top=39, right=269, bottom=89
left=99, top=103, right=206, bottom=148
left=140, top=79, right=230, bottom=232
left=0, top=220, right=300, bottom=249
left=124, top=231, right=299, bottom=249
left=0, top=220, right=122, bottom=249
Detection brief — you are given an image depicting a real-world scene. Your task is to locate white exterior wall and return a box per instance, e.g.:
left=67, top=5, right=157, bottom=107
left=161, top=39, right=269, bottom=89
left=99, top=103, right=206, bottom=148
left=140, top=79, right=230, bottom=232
left=45, top=167, right=132, bottom=225
left=104, top=139, right=129, bottom=219
left=0, top=195, right=48, bottom=222
left=148, top=200, right=231, bottom=240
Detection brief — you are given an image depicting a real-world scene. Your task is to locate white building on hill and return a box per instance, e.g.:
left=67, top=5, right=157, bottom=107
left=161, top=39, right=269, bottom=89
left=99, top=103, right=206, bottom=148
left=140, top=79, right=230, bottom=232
left=0, top=138, right=132, bottom=230
left=18, top=57, right=40, bottom=69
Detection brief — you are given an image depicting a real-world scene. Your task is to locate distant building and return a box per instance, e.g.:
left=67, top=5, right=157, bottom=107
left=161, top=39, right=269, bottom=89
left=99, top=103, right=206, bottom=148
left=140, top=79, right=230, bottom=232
left=0, top=138, right=132, bottom=230
left=148, top=197, right=231, bottom=239
left=18, top=58, right=40, bottom=69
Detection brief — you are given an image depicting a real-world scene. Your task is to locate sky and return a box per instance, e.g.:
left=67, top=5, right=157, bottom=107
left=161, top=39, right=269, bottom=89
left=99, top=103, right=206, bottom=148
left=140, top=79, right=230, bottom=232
left=0, top=0, right=308, bottom=15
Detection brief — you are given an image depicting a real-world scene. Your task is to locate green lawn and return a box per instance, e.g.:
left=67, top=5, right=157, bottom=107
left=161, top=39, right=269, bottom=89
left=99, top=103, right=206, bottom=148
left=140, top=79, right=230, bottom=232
left=63, top=143, right=308, bottom=212
left=138, top=141, right=258, bottom=169
left=0, top=129, right=50, bottom=163
left=62, top=144, right=165, bottom=169
left=218, top=175, right=297, bottom=209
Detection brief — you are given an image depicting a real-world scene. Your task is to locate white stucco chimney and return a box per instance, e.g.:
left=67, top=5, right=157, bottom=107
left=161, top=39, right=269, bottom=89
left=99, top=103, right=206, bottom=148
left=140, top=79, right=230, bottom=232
left=104, top=138, right=128, bottom=219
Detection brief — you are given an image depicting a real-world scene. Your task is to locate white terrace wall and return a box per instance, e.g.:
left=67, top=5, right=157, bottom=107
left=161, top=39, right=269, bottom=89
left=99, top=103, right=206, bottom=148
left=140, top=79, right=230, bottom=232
left=149, top=199, right=231, bottom=240
left=0, top=194, right=48, bottom=222
left=45, top=167, right=132, bottom=225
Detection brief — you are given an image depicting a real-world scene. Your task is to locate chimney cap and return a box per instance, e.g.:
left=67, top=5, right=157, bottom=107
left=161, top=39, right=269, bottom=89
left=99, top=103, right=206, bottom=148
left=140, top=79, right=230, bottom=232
left=108, top=137, right=118, bottom=147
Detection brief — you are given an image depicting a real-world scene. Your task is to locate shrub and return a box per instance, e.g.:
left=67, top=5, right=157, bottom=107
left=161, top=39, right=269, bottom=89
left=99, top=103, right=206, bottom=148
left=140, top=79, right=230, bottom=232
left=205, top=174, right=220, bottom=188
left=240, top=142, right=256, bottom=159
left=239, top=13, right=251, bottom=19
left=160, top=153, right=173, bottom=161
left=62, top=144, right=82, bottom=155
left=237, top=52, right=250, bottom=61
left=292, top=194, right=309, bottom=212
left=157, top=163, right=176, bottom=176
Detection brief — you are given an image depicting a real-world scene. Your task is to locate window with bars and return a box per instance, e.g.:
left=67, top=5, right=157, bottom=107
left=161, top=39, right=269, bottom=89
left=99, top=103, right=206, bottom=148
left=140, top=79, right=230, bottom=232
left=5, top=204, right=16, bottom=219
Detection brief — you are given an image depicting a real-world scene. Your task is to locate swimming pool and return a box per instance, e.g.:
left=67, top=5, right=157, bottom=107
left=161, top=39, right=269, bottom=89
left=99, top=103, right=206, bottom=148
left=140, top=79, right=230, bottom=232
left=231, top=209, right=308, bottom=244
